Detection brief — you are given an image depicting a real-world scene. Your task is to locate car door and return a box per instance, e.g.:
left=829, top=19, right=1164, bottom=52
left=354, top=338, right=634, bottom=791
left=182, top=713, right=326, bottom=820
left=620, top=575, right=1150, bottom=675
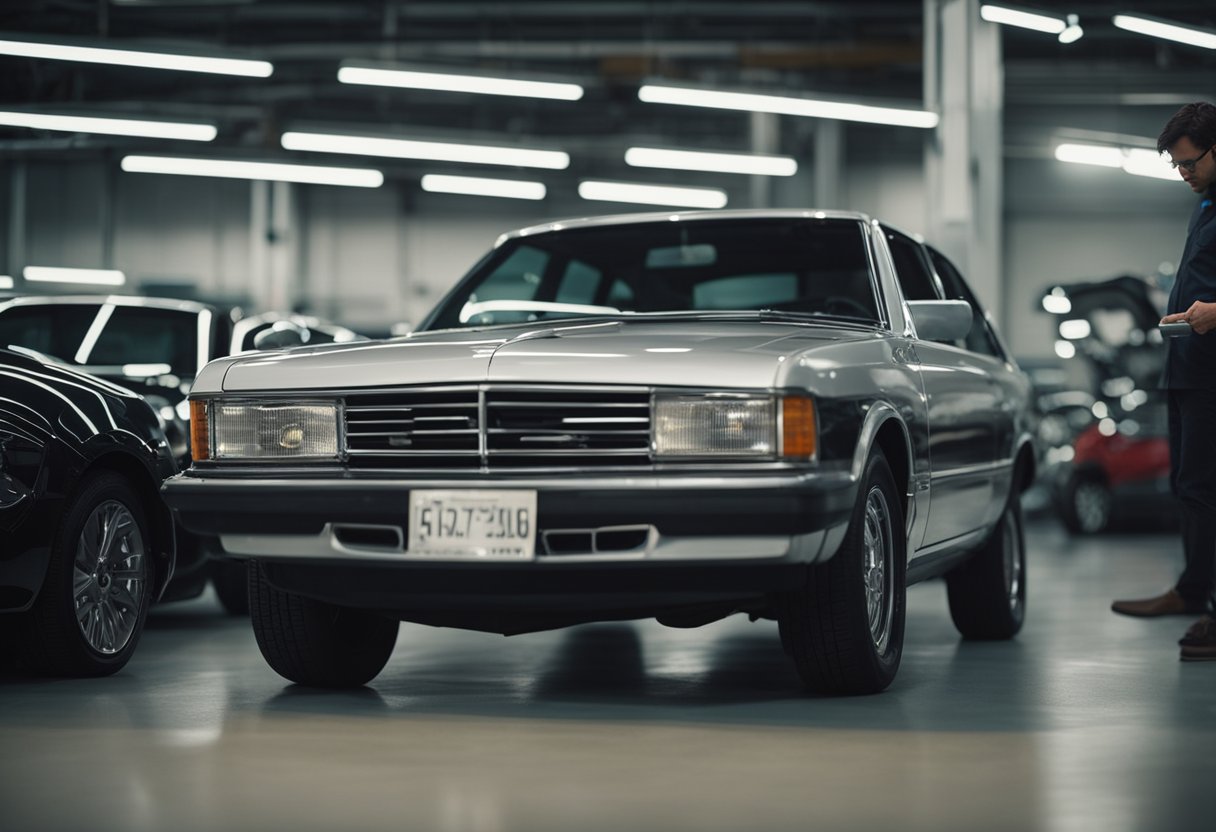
left=883, top=227, right=1003, bottom=547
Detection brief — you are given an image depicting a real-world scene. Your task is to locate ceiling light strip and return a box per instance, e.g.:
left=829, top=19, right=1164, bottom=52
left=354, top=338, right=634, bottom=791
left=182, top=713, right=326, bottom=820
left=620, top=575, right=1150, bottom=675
left=120, top=155, right=384, bottom=188
left=0, top=110, right=217, bottom=141
left=1112, top=14, right=1216, bottom=50
left=578, top=180, right=728, bottom=209
left=25, top=267, right=126, bottom=286
left=624, top=147, right=797, bottom=176
left=0, top=38, right=273, bottom=77
left=1054, top=143, right=1177, bottom=181
left=338, top=66, right=583, bottom=101
left=420, top=174, right=546, bottom=200
left=0, top=275, right=14, bottom=289
left=281, top=131, right=571, bottom=170
left=638, top=85, right=938, bottom=129
left=979, top=5, right=1066, bottom=34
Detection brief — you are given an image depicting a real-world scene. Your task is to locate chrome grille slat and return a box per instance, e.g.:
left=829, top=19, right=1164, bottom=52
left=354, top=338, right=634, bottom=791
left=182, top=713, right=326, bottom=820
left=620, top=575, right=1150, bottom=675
left=344, top=386, right=652, bottom=470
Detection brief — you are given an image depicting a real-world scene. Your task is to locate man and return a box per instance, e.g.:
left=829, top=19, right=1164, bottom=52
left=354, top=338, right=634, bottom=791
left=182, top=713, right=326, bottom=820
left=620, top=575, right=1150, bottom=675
left=1111, top=101, right=1216, bottom=662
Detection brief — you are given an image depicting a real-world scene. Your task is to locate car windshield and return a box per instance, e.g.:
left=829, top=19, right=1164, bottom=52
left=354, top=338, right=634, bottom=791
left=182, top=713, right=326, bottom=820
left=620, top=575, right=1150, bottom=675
left=423, top=217, right=880, bottom=330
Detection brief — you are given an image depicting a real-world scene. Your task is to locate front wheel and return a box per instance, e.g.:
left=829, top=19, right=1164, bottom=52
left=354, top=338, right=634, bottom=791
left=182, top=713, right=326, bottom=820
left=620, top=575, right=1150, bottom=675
left=778, top=451, right=906, bottom=695
left=1059, top=473, right=1111, bottom=535
left=946, top=494, right=1026, bottom=640
left=248, top=560, right=399, bottom=687
left=17, top=471, right=154, bottom=676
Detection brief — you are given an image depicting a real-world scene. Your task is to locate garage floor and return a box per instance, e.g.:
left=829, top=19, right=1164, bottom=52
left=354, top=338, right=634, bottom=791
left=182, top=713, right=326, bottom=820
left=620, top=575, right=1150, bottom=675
left=2, top=516, right=1214, bottom=832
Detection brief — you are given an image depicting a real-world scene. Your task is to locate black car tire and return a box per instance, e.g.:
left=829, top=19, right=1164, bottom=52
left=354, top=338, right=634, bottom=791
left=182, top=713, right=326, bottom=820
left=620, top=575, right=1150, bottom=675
left=210, top=560, right=250, bottom=616
left=1059, top=472, right=1112, bottom=535
left=778, top=450, right=906, bottom=695
left=248, top=560, right=399, bottom=687
left=946, top=494, right=1027, bottom=640
left=18, top=471, right=153, bottom=677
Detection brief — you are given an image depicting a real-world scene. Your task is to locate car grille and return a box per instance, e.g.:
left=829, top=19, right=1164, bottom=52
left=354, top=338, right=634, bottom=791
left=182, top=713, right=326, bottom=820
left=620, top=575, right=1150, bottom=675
left=344, top=386, right=652, bottom=470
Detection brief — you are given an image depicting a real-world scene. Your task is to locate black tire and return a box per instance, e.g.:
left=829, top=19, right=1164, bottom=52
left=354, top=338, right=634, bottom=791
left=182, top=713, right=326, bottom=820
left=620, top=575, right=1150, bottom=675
left=946, top=494, right=1026, bottom=640
left=778, top=451, right=906, bottom=695
left=17, top=471, right=153, bottom=676
left=210, top=559, right=250, bottom=616
left=1059, top=472, right=1111, bottom=535
left=248, top=560, right=399, bottom=687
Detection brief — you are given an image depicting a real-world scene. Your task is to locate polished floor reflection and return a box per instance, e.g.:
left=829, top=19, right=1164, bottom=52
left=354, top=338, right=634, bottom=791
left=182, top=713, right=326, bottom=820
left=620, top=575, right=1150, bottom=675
left=2, top=516, right=1214, bottom=832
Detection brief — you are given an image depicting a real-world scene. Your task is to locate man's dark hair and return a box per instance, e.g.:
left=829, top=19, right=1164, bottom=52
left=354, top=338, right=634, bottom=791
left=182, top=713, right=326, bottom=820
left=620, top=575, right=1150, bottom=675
left=1157, top=101, right=1216, bottom=153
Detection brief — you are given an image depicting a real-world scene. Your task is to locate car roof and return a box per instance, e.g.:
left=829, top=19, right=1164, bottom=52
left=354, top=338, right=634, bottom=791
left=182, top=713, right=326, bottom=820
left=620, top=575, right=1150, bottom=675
left=496, top=208, right=875, bottom=247
left=0, top=294, right=216, bottom=314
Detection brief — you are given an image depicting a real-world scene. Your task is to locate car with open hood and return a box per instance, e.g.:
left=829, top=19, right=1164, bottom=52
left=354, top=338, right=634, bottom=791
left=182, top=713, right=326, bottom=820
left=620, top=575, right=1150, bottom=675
left=162, top=209, right=1036, bottom=694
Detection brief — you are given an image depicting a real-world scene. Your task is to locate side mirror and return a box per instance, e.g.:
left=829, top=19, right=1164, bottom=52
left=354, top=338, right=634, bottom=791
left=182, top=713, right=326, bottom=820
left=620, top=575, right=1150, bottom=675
left=253, top=321, right=310, bottom=350
left=906, top=299, right=973, bottom=342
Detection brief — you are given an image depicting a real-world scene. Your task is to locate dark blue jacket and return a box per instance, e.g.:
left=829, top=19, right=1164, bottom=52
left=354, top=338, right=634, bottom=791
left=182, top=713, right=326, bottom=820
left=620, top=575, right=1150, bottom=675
left=1163, top=189, right=1216, bottom=389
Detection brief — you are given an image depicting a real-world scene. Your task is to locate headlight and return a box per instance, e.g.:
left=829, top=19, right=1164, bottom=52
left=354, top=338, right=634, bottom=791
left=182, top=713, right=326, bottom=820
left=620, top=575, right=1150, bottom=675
left=192, top=400, right=340, bottom=461
left=654, top=394, right=816, bottom=460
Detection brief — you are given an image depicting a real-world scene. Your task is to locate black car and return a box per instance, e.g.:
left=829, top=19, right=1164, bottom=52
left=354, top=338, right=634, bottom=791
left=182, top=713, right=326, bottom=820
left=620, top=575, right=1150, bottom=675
left=0, top=295, right=365, bottom=613
left=0, top=347, right=177, bottom=676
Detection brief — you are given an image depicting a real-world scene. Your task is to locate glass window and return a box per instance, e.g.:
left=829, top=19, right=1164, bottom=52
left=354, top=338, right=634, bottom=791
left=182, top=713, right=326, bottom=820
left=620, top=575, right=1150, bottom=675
left=424, top=218, right=880, bottom=330
left=0, top=304, right=100, bottom=360
left=883, top=229, right=941, bottom=301
left=927, top=248, right=1004, bottom=358
left=87, top=306, right=199, bottom=375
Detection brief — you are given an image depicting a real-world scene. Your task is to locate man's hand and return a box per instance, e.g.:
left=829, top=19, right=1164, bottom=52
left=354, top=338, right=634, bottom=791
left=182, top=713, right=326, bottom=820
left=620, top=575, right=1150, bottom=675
left=1162, top=301, right=1216, bottom=335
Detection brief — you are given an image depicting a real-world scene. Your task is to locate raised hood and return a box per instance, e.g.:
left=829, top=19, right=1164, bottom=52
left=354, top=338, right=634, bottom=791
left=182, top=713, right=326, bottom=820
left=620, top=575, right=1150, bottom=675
left=217, top=319, right=857, bottom=392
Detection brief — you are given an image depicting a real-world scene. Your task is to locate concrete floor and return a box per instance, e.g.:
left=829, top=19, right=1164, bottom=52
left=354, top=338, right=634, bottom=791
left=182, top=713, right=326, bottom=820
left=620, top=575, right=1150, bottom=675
left=2, top=516, right=1214, bottom=832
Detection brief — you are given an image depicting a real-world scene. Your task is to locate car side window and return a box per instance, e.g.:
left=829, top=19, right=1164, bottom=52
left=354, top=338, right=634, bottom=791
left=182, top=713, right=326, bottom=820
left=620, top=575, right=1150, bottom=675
left=927, top=248, right=1004, bottom=359
left=883, top=228, right=941, bottom=301
left=87, top=307, right=200, bottom=375
left=0, top=304, right=99, bottom=361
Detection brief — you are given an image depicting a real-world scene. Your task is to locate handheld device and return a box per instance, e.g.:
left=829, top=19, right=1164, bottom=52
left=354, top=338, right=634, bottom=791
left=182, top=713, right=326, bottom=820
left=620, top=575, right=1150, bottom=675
left=1159, top=320, right=1193, bottom=337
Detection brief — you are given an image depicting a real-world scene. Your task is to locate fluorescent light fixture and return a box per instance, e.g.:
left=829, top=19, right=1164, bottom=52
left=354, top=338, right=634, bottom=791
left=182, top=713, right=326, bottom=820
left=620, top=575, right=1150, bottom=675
left=578, top=180, right=728, bottom=209
left=420, top=174, right=546, bottom=200
left=1058, top=15, right=1084, bottom=44
left=0, top=275, right=13, bottom=289
left=980, top=5, right=1066, bottom=34
left=281, top=131, right=570, bottom=170
left=1055, top=143, right=1179, bottom=181
left=1055, top=143, right=1124, bottom=167
left=624, top=147, right=797, bottom=176
left=1121, top=148, right=1177, bottom=180
left=0, top=37, right=273, bottom=76
left=338, top=63, right=583, bottom=101
left=638, top=84, right=938, bottom=129
left=1054, top=340, right=1076, bottom=359
left=0, top=110, right=216, bottom=141
left=1042, top=288, right=1072, bottom=314
left=121, top=155, right=384, bottom=187
left=25, top=266, right=125, bottom=286
left=1113, top=14, right=1216, bottom=50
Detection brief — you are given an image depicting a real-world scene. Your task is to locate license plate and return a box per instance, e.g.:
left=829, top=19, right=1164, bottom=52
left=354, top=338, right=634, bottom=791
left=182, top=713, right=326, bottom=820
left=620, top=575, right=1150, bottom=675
left=407, top=490, right=537, bottom=559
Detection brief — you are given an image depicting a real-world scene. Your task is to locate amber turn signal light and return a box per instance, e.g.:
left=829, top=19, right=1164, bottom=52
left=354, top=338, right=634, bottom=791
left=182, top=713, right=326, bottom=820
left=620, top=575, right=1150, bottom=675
left=189, top=400, right=209, bottom=461
left=781, top=396, right=816, bottom=460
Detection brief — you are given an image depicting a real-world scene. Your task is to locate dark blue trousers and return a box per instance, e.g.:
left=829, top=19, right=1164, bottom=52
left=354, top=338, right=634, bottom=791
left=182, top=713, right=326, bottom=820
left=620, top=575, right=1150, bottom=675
left=1169, top=387, right=1216, bottom=611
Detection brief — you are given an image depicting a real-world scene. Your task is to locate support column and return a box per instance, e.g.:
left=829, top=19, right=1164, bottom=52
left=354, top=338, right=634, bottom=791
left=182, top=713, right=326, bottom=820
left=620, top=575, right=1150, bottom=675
left=813, top=119, right=844, bottom=210
left=7, top=162, right=26, bottom=281
left=249, top=179, right=298, bottom=311
left=924, top=0, right=1003, bottom=321
left=749, top=111, right=779, bottom=208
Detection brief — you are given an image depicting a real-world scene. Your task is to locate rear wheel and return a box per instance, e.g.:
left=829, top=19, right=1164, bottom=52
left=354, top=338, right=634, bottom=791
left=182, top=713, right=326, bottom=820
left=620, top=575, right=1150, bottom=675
left=248, top=560, right=399, bottom=687
left=946, top=494, right=1026, bottom=640
left=18, top=471, right=153, bottom=676
left=778, top=451, right=906, bottom=695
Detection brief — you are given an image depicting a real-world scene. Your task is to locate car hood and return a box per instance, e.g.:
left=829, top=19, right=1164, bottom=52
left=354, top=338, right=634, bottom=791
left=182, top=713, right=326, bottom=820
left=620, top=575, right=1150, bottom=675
left=211, top=318, right=870, bottom=393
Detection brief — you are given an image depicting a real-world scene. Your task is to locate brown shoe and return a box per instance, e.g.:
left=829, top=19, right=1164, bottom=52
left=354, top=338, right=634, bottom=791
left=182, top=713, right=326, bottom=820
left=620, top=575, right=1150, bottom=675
left=1111, top=589, right=1203, bottom=617
left=1180, top=616, right=1216, bottom=661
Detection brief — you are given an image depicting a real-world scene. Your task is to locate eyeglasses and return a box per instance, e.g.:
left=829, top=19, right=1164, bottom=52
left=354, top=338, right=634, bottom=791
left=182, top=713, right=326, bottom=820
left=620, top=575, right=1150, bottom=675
left=1170, top=146, right=1213, bottom=173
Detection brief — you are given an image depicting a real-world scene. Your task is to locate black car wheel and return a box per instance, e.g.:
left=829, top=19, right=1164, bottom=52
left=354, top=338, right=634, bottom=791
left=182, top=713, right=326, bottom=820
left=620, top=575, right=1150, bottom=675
left=1060, top=472, right=1112, bottom=535
left=248, top=560, right=399, bottom=687
left=946, top=494, right=1026, bottom=640
left=18, top=471, right=153, bottom=676
left=778, top=450, right=906, bottom=695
